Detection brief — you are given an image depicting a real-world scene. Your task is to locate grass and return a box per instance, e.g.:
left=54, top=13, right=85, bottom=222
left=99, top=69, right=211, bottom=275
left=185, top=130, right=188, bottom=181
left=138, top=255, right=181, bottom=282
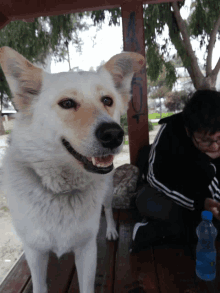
left=148, top=112, right=173, bottom=119
left=0, top=206, right=9, bottom=212
left=5, top=130, right=11, bottom=135
left=122, top=112, right=173, bottom=140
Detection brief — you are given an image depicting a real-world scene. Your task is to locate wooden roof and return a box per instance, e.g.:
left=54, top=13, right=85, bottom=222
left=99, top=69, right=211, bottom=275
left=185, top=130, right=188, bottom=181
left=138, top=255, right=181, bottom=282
left=0, top=0, right=180, bottom=29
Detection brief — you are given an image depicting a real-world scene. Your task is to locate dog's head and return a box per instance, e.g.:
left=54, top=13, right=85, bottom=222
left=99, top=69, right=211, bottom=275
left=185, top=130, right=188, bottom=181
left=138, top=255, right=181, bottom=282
left=0, top=47, right=145, bottom=175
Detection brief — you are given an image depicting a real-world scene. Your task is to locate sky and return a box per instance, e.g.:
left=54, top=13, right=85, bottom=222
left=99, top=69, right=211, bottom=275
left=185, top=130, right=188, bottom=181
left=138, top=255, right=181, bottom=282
left=50, top=1, right=220, bottom=76
left=51, top=16, right=123, bottom=73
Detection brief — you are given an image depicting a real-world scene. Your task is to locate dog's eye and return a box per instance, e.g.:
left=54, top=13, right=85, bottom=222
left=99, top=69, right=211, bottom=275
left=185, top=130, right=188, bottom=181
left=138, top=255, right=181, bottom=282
left=101, top=96, right=113, bottom=107
left=58, top=99, right=78, bottom=110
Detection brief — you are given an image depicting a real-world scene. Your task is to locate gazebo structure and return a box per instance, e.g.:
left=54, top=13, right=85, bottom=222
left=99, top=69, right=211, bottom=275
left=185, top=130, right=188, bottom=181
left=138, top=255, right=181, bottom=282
left=0, top=1, right=220, bottom=292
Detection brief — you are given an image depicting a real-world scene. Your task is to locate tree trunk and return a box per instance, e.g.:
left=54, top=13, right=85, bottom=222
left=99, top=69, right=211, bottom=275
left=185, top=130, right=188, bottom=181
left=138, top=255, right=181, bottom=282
left=160, top=98, right=162, bottom=119
left=199, top=74, right=218, bottom=90
left=170, top=3, right=204, bottom=90
left=67, top=45, right=71, bottom=71
left=171, top=2, right=220, bottom=91
left=0, top=91, right=5, bottom=135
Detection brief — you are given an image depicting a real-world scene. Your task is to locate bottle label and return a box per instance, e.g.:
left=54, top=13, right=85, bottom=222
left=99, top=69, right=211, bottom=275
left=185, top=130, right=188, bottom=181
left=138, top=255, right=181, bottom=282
left=196, top=251, right=216, bottom=277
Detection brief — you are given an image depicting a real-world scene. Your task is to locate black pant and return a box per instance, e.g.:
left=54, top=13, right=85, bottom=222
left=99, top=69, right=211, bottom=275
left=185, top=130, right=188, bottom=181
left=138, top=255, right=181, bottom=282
left=135, top=183, right=210, bottom=242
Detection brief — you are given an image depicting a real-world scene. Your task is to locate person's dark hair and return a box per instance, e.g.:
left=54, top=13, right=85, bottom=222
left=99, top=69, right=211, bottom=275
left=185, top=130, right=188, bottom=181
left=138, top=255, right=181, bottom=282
left=182, top=89, right=220, bottom=137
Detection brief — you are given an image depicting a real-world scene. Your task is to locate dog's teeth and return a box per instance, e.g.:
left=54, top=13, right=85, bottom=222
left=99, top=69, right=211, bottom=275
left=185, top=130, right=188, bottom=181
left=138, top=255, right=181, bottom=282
left=96, top=162, right=112, bottom=168
left=91, top=157, right=112, bottom=168
left=92, top=157, right=96, bottom=166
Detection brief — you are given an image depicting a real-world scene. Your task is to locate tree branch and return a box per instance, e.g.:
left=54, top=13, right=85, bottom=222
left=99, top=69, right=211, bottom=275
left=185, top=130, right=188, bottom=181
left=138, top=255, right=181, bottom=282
left=207, top=13, right=220, bottom=75
left=212, top=57, right=220, bottom=77
left=166, top=11, right=197, bottom=88
left=172, top=2, right=204, bottom=88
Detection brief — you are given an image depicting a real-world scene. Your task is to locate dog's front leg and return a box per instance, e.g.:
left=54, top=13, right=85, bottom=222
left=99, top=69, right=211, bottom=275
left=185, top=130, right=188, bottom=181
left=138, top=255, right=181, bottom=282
left=23, top=244, right=49, bottom=293
left=103, top=176, right=119, bottom=241
left=74, top=237, right=97, bottom=293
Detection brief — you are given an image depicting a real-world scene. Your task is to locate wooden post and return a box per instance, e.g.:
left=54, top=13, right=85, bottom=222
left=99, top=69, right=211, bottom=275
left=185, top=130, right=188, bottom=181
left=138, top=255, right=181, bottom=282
left=121, top=3, right=149, bottom=166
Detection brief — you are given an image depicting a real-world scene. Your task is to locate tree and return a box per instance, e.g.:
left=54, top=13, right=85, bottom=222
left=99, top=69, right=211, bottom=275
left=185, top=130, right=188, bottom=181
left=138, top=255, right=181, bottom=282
left=52, top=13, right=91, bottom=70
left=148, top=65, right=170, bottom=96
left=0, top=14, right=90, bottom=94
left=171, top=54, right=183, bottom=68
left=92, top=0, right=220, bottom=90
left=165, top=90, right=189, bottom=112
left=150, top=86, right=169, bottom=118
left=120, top=114, right=128, bottom=144
left=89, top=66, right=95, bottom=72
left=169, top=0, right=220, bottom=89
left=0, top=13, right=90, bottom=134
left=148, top=65, right=170, bottom=118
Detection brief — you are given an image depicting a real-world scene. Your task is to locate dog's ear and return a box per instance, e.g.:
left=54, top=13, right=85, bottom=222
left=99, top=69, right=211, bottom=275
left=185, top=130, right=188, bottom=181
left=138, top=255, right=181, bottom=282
left=0, top=46, right=42, bottom=112
left=102, top=52, right=145, bottom=107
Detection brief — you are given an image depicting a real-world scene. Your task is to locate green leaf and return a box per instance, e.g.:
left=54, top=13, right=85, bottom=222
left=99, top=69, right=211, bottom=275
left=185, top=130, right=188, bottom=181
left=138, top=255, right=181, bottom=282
left=92, top=0, right=220, bottom=90
left=0, top=13, right=91, bottom=105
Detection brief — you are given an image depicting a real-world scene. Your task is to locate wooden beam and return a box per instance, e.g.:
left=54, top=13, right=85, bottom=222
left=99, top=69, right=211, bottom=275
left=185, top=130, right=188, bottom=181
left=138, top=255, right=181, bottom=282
left=0, top=0, right=183, bottom=30
left=122, top=3, right=149, bottom=166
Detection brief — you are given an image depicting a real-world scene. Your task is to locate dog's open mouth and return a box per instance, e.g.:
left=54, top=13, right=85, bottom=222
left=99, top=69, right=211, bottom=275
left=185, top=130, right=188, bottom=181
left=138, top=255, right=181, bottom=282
left=62, top=138, right=114, bottom=174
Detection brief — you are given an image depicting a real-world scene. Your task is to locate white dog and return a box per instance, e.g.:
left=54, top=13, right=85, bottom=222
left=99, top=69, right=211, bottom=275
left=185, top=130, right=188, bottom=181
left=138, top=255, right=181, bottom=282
left=0, top=47, right=144, bottom=293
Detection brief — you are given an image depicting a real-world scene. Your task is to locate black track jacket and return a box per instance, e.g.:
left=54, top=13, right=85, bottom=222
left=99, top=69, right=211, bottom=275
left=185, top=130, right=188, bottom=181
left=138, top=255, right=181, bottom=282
left=147, top=112, right=220, bottom=213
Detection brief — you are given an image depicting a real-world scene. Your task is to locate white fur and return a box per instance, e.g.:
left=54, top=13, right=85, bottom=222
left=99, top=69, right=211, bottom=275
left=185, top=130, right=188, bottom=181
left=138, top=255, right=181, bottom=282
left=1, top=48, right=144, bottom=293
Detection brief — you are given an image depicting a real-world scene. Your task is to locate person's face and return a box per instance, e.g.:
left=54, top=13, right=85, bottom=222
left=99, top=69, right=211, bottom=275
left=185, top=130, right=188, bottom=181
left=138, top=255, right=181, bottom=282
left=191, top=130, right=220, bottom=159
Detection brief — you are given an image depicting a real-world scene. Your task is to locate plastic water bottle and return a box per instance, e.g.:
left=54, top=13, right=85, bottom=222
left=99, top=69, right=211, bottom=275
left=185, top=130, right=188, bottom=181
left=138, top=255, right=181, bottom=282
left=196, top=211, right=218, bottom=281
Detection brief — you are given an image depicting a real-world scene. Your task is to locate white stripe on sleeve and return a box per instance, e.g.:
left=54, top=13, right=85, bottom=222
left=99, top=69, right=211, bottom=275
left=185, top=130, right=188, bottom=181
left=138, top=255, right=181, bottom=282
left=147, top=123, right=195, bottom=211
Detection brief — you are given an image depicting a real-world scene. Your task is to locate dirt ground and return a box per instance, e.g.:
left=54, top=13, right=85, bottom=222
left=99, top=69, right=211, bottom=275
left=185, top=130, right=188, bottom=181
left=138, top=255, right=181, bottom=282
left=0, top=124, right=160, bottom=284
left=0, top=191, right=23, bottom=284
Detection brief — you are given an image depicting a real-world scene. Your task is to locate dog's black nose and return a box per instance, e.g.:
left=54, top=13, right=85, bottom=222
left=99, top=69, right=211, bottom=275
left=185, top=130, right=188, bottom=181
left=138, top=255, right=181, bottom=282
left=96, top=122, right=124, bottom=149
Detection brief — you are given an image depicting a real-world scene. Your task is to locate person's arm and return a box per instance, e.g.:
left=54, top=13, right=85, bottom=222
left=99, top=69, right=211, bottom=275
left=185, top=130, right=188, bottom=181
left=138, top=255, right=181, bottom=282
left=147, top=123, right=212, bottom=213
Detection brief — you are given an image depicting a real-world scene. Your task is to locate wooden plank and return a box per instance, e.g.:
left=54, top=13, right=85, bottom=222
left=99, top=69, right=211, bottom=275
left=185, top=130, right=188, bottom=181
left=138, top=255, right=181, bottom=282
left=129, top=250, right=161, bottom=293
left=20, top=251, right=76, bottom=293
left=0, top=209, right=120, bottom=293
left=68, top=209, right=120, bottom=292
left=95, top=209, right=120, bottom=293
left=153, top=243, right=200, bottom=293
left=47, top=251, right=76, bottom=293
left=213, top=241, right=220, bottom=292
left=114, top=209, right=160, bottom=293
left=21, top=280, right=32, bottom=293
left=121, top=3, right=149, bottom=166
left=0, top=252, right=31, bottom=293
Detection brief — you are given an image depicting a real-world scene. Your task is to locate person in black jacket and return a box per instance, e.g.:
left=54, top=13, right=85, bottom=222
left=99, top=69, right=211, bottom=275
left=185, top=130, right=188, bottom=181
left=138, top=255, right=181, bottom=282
left=130, top=89, right=220, bottom=253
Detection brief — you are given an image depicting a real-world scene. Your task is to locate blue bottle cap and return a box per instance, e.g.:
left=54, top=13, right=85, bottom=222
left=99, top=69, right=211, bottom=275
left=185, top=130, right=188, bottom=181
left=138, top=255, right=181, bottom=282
left=202, top=211, right=213, bottom=221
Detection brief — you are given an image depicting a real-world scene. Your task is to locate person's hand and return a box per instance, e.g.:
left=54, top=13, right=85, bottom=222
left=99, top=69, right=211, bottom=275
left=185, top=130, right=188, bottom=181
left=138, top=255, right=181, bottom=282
left=204, top=198, right=220, bottom=220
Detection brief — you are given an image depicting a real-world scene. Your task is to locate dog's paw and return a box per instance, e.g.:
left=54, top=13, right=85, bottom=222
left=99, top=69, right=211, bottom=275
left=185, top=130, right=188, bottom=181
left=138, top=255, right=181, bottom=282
left=106, top=227, right=119, bottom=241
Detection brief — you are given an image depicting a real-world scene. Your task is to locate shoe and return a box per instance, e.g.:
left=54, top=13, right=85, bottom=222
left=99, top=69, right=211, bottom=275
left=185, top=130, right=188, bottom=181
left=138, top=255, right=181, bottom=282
left=132, top=219, right=149, bottom=242
left=129, top=220, right=168, bottom=253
